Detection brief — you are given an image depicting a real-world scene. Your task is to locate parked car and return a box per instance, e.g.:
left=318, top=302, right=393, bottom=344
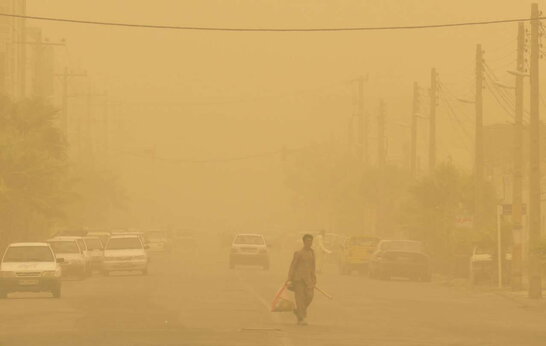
left=229, top=233, right=269, bottom=270
left=369, top=240, right=431, bottom=281
left=0, top=242, right=62, bottom=298
left=469, top=247, right=512, bottom=284
left=48, top=237, right=88, bottom=278
left=102, top=235, right=149, bottom=275
left=84, top=236, right=105, bottom=271
left=339, top=236, right=380, bottom=275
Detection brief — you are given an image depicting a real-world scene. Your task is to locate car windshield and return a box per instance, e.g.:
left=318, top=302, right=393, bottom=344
left=77, top=239, right=87, bottom=251
left=234, top=235, right=264, bottom=245
left=85, top=238, right=103, bottom=250
left=381, top=241, right=423, bottom=252
left=106, top=237, right=142, bottom=250
left=3, top=246, right=54, bottom=262
left=49, top=241, right=80, bottom=254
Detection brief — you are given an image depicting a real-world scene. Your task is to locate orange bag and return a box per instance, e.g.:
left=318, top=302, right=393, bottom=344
left=271, top=284, right=295, bottom=312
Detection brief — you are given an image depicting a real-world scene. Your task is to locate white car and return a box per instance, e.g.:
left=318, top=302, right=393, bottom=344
left=48, top=237, right=88, bottom=278
left=102, top=235, right=149, bottom=275
left=229, top=234, right=270, bottom=270
left=0, top=243, right=62, bottom=298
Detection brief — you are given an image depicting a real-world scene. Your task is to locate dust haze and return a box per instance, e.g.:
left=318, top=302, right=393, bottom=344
left=0, top=1, right=546, bottom=345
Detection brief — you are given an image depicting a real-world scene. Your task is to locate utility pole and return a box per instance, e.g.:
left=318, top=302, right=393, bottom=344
left=55, top=68, right=86, bottom=137
left=511, top=22, right=525, bottom=291
left=474, top=44, right=485, bottom=234
left=528, top=2, right=542, bottom=299
left=378, top=100, right=386, bottom=167
left=429, top=68, right=438, bottom=171
left=411, top=82, right=420, bottom=177
left=357, top=76, right=366, bottom=163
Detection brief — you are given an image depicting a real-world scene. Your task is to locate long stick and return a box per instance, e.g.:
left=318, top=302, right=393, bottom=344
left=315, top=286, right=333, bottom=300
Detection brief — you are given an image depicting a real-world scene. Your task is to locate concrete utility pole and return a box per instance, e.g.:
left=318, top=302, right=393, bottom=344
left=528, top=2, right=542, bottom=299
left=357, top=76, right=367, bottom=163
left=356, top=77, right=364, bottom=161
left=377, top=100, right=386, bottom=167
left=429, top=68, right=438, bottom=171
left=411, top=82, right=420, bottom=177
left=55, top=68, right=86, bottom=137
left=511, top=22, right=525, bottom=291
left=474, top=44, right=485, bottom=233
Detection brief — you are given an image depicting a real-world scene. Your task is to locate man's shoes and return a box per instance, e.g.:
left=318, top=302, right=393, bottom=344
left=297, top=319, right=308, bottom=326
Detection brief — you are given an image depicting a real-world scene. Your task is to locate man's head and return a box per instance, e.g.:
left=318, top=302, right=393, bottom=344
left=302, top=234, right=313, bottom=249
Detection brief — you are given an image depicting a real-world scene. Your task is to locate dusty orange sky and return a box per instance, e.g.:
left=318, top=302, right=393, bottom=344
left=23, top=1, right=545, bottom=230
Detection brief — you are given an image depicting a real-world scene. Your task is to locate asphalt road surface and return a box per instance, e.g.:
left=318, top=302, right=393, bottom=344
left=1, top=238, right=546, bottom=346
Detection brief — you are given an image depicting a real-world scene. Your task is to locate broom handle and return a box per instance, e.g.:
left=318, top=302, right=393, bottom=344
left=314, top=286, right=333, bottom=300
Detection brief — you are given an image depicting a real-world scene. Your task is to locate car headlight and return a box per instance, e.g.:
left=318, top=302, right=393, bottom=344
left=0, top=271, right=16, bottom=278
left=42, top=271, right=61, bottom=278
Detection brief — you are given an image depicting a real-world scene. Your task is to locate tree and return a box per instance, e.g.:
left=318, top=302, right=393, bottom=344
left=0, top=98, right=67, bottom=246
left=399, top=163, right=497, bottom=273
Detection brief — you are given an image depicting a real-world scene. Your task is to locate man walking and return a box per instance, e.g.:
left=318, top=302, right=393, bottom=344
left=287, top=234, right=316, bottom=325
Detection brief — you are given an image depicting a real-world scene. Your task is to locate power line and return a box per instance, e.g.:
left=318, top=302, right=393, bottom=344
left=1, top=12, right=546, bottom=32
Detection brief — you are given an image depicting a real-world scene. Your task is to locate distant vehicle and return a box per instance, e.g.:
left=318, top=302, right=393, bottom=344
left=84, top=236, right=105, bottom=271
left=339, top=236, right=380, bottom=275
left=229, top=233, right=269, bottom=270
left=102, top=235, right=149, bottom=276
left=47, top=237, right=88, bottom=278
left=144, top=231, right=171, bottom=252
left=469, top=247, right=512, bottom=284
left=0, top=242, right=62, bottom=298
left=369, top=240, right=431, bottom=281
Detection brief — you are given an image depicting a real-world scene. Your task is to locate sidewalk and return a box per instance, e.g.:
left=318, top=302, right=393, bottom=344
left=433, top=274, right=546, bottom=309
left=493, top=288, right=546, bottom=309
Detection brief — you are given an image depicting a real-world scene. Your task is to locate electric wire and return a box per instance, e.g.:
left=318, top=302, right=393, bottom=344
left=0, top=12, right=545, bottom=32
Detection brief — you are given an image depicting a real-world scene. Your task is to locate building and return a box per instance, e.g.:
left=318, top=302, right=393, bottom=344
left=0, top=0, right=26, bottom=99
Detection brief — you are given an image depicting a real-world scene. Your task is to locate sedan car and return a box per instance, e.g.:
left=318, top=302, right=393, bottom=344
left=339, top=236, right=380, bottom=275
left=0, top=243, right=62, bottom=298
left=102, top=235, right=149, bottom=275
left=48, top=237, right=88, bottom=278
left=369, top=240, right=431, bottom=281
left=229, top=233, right=269, bottom=270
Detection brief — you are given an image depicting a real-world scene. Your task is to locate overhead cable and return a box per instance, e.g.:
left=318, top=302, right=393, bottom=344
left=0, top=12, right=545, bottom=32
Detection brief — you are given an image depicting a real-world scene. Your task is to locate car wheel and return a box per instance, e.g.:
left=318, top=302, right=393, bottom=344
left=52, top=285, right=61, bottom=298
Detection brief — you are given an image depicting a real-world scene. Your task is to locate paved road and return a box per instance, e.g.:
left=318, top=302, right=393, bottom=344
left=1, top=238, right=546, bottom=346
